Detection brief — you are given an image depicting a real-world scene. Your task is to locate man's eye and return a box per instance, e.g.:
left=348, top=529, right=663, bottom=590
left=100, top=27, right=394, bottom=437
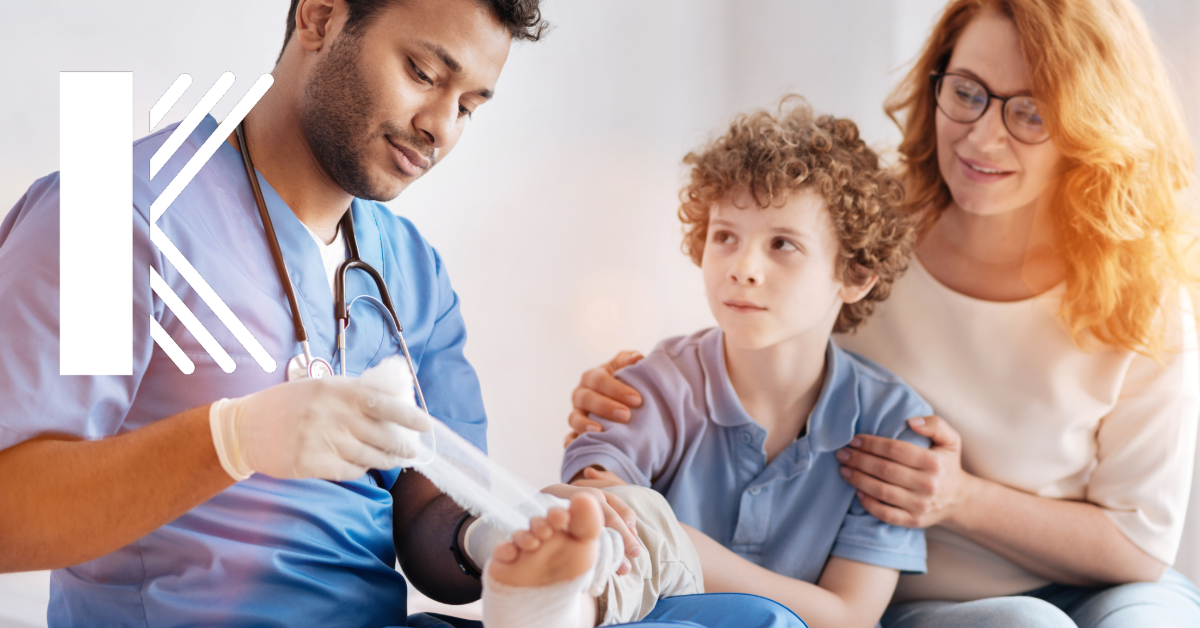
left=459, top=104, right=473, bottom=119
left=409, top=59, right=433, bottom=84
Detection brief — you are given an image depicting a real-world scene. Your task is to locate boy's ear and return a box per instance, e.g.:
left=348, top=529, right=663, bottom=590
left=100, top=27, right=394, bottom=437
left=839, top=273, right=878, bottom=305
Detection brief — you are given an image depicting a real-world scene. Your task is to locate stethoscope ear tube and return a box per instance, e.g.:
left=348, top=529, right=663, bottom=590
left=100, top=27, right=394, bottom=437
left=238, top=122, right=427, bottom=412
left=236, top=122, right=310, bottom=347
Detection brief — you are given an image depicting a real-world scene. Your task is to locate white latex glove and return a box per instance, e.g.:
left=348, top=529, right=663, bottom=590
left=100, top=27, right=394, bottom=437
left=209, top=357, right=432, bottom=481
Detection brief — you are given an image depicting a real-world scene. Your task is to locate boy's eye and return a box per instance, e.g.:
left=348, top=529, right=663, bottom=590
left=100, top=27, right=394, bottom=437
left=771, top=237, right=799, bottom=252
left=712, top=230, right=736, bottom=245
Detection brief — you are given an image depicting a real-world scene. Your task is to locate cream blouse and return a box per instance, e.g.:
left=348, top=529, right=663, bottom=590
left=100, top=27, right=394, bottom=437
left=835, top=259, right=1199, bottom=602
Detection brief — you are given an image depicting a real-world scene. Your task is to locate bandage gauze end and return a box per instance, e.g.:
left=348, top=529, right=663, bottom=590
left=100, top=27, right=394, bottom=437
left=207, top=356, right=433, bottom=482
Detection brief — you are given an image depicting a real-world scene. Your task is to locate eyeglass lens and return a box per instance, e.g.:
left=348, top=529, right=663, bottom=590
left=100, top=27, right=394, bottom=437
left=936, top=74, right=1048, bottom=144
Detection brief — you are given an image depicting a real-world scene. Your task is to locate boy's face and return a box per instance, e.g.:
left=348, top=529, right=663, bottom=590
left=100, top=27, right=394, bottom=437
left=701, top=188, right=866, bottom=351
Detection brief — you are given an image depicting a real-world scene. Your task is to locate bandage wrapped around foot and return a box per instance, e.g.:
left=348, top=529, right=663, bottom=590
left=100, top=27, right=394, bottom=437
left=466, top=517, right=625, bottom=598
left=482, top=566, right=593, bottom=628
left=208, top=357, right=432, bottom=481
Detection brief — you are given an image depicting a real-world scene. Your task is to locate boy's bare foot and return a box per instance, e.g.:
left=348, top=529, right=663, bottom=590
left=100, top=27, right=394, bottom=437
left=487, top=493, right=603, bottom=588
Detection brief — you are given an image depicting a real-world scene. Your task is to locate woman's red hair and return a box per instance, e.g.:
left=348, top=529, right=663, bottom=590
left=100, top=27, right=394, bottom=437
left=886, top=0, right=1197, bottom=354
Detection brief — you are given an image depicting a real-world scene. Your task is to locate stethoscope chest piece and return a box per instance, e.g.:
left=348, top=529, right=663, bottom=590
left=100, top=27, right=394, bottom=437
left=286, top=353, right=334, bottom=381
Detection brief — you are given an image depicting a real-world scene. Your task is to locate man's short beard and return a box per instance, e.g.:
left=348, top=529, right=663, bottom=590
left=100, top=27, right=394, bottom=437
left=301, top=32, right=391, bottom=202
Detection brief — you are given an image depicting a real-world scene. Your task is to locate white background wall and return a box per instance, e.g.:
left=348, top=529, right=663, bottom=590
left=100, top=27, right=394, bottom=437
left=2, top=1, right=1198, bottom=626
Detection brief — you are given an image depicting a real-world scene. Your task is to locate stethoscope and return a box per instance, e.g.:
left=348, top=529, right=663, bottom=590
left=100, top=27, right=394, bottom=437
left=235, top=122, right=429, bottom=413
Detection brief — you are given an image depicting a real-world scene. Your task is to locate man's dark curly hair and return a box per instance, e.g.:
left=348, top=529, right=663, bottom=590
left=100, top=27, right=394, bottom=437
left=277, top=0, right=549, bottom=64
left=679, top=96, right=916, bottom=334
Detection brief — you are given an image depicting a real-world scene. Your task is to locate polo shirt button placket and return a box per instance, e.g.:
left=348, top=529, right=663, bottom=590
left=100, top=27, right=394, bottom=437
left=749, top=486, right=762, bottom=496
left=740, top=432, right=752, bottom=445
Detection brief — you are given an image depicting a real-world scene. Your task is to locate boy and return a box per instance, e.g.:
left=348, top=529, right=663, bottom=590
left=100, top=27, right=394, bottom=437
left=558, top=96, right=931, bottom=628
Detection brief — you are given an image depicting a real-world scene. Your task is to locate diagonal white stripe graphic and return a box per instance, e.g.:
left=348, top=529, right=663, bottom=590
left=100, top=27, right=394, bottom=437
left=150, top=266, right=236, bottom=373
left=151, top=226, right=278, bottom=373
left=149, top=72, right=233, bottom=180
left=149, top=317, right=196, bottom=375
left=149, top=73, right=273, bottom=223
left=149, top=74, right=193, bottom=131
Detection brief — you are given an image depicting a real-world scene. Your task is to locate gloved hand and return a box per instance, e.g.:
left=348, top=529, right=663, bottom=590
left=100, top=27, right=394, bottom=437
left=209, top=357, right=432, bottom=481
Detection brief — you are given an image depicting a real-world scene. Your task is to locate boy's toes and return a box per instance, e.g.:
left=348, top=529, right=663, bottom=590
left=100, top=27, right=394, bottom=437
left=529, top=516, right=554, bottom=541
left=512, top=529, right=542, bottom=552
left=566, top=493, right=604, bottom=542
left=546, top=506, right=570, bottom=531
left=491, top=541, right=519, bottom=564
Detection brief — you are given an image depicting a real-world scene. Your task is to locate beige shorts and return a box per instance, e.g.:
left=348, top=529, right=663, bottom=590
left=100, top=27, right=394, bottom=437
left=596, top=485, right=705, bottom=625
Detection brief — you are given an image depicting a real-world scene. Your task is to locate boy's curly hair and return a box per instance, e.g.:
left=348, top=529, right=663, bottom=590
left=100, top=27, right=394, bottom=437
left=679, top=96, right=916, bottom=334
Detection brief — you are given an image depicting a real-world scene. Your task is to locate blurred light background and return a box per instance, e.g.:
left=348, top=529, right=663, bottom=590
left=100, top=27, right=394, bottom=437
left=2, top=1, right=1199, bottom=625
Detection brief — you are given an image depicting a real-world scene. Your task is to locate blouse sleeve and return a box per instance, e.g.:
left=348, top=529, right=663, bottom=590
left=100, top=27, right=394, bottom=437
left=1088, top=289, right=1199, bottom=564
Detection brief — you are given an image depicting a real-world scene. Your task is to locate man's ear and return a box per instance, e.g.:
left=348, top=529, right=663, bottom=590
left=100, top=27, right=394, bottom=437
left=839, top=272, right=878, bottom=305
left=295, top=0, right=339, bottom=52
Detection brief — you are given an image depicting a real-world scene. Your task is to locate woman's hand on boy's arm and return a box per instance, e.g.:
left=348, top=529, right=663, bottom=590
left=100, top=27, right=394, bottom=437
left=565, top=351, right=646, bottom=446
left=682, top=524, right=898, bottom=628
left=838, top=415, right=970, bottom=528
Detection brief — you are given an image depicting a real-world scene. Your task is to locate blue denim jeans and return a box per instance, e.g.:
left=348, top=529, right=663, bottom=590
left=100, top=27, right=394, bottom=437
left=881, top=568, right=1200, bottom=628
left=405, top=592, right=807, bottom=628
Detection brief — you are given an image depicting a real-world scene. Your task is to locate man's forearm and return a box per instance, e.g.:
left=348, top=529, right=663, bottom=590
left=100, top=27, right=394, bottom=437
left=0, top=404, right=235, bottom=572
left=393, top=472, right=483, bottom=604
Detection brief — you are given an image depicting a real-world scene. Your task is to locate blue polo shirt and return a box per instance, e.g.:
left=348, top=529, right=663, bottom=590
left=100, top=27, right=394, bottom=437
left=562, top=327, right=931, bottom=581
left=0, top=115, right=486, bottom=627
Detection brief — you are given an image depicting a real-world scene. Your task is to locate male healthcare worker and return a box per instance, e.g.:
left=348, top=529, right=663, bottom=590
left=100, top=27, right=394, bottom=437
left=0, top=1, right=802, bottom=626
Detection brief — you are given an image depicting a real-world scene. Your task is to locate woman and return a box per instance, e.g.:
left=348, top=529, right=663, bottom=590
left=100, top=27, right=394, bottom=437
left=565, top=1, right=1200, bottom=626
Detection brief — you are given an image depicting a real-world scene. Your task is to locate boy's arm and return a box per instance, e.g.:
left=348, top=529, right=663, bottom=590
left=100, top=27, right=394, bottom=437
left=682, top=524, right=898, bottom=628
left=561, top=359, right=680, bottom=489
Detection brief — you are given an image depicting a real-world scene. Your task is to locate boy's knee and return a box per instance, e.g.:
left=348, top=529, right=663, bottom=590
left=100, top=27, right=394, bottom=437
left=603, top=484, right=670, bottom=513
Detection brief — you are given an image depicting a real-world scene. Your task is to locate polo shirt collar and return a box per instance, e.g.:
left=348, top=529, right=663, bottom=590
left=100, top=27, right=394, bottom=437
left=700, top=328, right=861, bottom=452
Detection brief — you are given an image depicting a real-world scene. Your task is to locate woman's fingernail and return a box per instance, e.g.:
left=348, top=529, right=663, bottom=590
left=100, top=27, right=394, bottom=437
left=626, top=395, right=640, bottom=406
left=586, top=424, right=602, bottom=433
left=614, top=408, right=630, bottom=421
left=839, top=467, right=852, bottom=479
left=836, top=449, right=849, bottom=462
left=910, top=416, right=926, bottom=427
left=850, top=437, right=862, bottom=447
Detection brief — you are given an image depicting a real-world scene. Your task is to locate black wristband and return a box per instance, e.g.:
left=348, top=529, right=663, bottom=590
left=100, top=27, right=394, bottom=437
left=449, top=511, right=482, bottom=580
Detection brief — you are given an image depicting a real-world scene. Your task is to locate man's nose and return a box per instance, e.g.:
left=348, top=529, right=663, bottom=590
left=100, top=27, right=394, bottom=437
left=413, top=94, right=459, bottom=149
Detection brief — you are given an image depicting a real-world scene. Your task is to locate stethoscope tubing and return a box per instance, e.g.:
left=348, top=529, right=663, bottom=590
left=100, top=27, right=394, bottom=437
left=236, top=122, right=428, bottom=413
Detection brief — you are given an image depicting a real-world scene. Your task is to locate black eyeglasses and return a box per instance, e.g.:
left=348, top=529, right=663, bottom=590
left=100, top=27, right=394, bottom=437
left=930, top=72, right=1050, bottom=145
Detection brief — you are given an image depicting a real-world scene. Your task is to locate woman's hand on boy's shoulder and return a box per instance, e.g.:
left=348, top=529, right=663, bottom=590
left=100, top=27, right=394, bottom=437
left=564, top=351, right=646, bottom=447
left=837, top=415, right=974, bottom=529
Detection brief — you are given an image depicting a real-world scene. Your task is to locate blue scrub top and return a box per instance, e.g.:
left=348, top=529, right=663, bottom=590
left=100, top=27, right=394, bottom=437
left=563, top=328, right=932, bottom=581
left=0, top=116, right=487, bottom=627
